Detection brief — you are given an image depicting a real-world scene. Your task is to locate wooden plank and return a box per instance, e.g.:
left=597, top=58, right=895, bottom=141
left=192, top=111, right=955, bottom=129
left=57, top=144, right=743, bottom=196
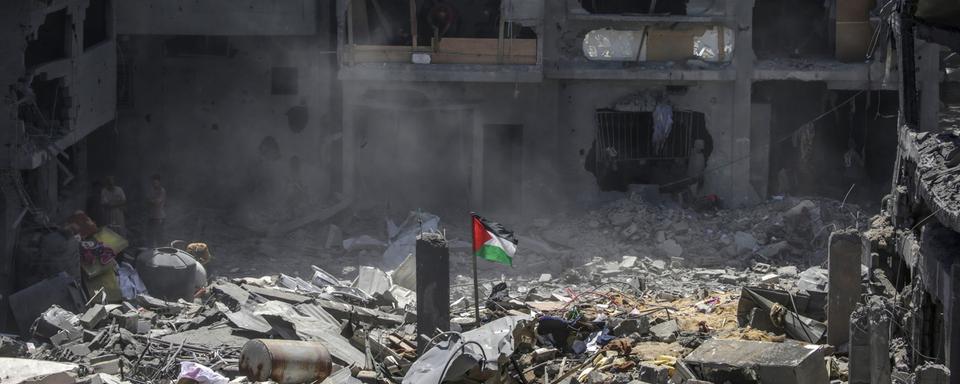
left=349, top=38, right=538, bottom=65
left=437, top=38, right=537, bottom=56
left=431, top=52, right=537, bottom=65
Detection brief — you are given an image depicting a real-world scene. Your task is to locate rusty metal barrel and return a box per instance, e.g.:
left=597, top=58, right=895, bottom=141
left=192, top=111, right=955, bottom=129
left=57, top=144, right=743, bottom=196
left=239, top=339, right=333, bottom=383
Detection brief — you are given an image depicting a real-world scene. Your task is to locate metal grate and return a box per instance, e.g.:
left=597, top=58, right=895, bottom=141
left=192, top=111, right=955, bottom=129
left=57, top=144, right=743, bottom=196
left=594, top=110, right=701, bottom=165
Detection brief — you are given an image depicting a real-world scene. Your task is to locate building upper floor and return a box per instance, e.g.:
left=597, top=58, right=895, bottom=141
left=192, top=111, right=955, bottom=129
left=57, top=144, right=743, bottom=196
left=336, top=0, right=896, bottom=85
left=1, top=0, right=117, bottom=170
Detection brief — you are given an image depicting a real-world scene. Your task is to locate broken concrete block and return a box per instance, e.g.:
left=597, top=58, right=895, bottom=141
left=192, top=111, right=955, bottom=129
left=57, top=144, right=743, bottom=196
left=0, top=358, right=78, bottom=384
left=650, top=319, right=679, bottom=343
left=719, top=274, right=743, bottom=284
left=50, top=330, right=79, bottom=347
left=79, top=304, right=107, bottom=329
left=89, top=355, right=120, bottom=375
left=390, top=253, right=417, bottom=291
left=761, top=273, right=780, bottom=284
left=612, top=317, right=650, bottom=336
left=694, top=269, right=725, bottom=279
left=354, top=266, right=391, bottom=298
left=538, top=274, right=552, bottom=283
left=620, top=256, right=638, bottom=269
left=777, top=265, right=799, bottom=277
left=752, top=263, right=772, bottom=273
left=639, top=362, right=670, bottom=384
left=797, top=267, right=829, bottom=292
left=657, top=239, right=683, bottom=258
left=734, top=231, right=759, bottom=253
left=684, top=339, right=829, bottom=384
left=650, top=259, right=667, bottom=272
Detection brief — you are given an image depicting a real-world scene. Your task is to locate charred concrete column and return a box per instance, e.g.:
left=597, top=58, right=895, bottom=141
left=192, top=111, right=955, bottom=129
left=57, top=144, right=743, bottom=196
left=949, top=264, right=960, bottom=384
left=849, top=303, right=870, bottom=384
left=918, top=41, right=941, bottom=133
left=415, top=232, right=450, bottom=354
left=828, top=229, right=863, bottom=346
left=868, top=296, right=892, bottom=384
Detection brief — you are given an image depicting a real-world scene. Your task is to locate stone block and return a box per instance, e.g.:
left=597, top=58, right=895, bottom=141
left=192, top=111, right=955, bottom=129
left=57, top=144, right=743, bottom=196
left=684, top=339, right=829, bottom=384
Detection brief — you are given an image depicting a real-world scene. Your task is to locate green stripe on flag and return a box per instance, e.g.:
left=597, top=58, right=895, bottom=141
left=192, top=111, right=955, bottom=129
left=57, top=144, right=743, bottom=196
left=476, top=244, right=512, bottom=266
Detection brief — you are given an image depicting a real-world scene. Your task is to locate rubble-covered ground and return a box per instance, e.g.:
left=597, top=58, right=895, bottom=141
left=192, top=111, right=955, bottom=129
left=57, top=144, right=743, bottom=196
left=0, top=193, right=882, bottom=384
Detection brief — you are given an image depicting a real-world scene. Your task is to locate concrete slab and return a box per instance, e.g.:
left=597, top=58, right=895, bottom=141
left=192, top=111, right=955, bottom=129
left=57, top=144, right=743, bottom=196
left=0, top=357, right=78, bottom=384
left=827, top=230, right=862, bottom=346
left=684, top=339, right=829, bottom=384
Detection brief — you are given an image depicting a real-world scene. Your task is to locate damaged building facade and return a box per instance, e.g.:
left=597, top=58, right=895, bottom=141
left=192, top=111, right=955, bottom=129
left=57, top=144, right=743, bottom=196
left=0, top=0, right=117, bottom=331
left=337, top=0, right=938, bottom=219
left=1, top=0, right=959, bottom=383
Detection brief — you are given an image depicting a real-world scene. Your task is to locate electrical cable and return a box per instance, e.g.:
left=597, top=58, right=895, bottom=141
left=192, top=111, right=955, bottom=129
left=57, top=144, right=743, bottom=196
left=436, top=340, right=489, bottom=384
left=660, top=90, right=866, bottom=189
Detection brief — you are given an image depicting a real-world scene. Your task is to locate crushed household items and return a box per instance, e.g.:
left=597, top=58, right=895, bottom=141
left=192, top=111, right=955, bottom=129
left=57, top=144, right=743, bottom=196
left=1, top=196, right=920, bottom=384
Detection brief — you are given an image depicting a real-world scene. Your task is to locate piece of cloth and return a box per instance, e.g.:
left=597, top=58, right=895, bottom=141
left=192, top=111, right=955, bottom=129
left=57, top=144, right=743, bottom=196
left=117, top=261, right=148, bottom=300
left=147, top=186, right=166, bottom=220
left=178, top=362, right=228, bottom=384
left=652, top=103, right=674, bottom=153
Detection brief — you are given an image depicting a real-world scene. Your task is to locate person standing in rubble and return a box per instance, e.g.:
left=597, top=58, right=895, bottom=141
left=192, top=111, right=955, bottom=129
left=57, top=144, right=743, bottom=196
left=100, top=176, right=127, bottom=236
left=842, top=137, right=866, bottom=199
left=146, top=174, right=166, bottom=247
left=687, top=139, right=707, bottom=196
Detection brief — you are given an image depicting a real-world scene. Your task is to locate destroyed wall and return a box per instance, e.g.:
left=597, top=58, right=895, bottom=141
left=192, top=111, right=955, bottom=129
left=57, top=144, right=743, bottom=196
left=115, top=0, right=318, bottom=36
left=559, top=81, right=737, bottom=202
left=342, top=81, right=561, bottom=218
left=0, top=0, right=118, bottom=332
left=111, top=32, right=338, bottom=230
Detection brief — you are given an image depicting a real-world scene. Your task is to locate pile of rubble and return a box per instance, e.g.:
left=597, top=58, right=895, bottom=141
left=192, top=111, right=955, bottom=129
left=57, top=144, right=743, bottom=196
left=2, top=247, right=852, bottom=383
left=1, top=194, right=885, bottom=384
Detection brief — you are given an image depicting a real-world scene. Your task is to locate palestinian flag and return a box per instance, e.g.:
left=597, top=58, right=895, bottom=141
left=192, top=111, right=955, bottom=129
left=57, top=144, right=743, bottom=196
left=471, top=213, right=518, bottom=266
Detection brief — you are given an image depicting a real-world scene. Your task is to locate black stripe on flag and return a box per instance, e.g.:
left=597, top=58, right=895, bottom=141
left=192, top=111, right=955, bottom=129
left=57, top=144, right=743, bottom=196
left=471, top=212, right=518, bottom=246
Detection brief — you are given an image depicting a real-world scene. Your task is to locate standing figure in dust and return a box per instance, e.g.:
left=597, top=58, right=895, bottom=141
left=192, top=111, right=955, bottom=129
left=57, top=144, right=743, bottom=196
left=100, top=176, right=127, bottom=236
left=146, top=174, right=166, bottom=247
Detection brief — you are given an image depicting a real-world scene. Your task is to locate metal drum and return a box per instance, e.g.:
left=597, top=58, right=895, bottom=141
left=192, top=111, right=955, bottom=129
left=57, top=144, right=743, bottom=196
left=239, top=339, right=333, bottom=384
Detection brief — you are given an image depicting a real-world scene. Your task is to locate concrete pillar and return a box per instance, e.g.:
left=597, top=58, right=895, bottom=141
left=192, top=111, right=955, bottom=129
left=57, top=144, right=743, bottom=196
left=415, top=232, right=450, bottom=354
left=750, top=103, right=771, bottom=198
left=728, top=0, right=757, bottom=206
left=868, top=296, right=892, bottom=384
left=918, top=41, right=941, bottom=133
left=849, top=303, right=871, bottom=384
left=949, top=265, right=960, bottom=384
left=828, top=229, right=863, bottom=346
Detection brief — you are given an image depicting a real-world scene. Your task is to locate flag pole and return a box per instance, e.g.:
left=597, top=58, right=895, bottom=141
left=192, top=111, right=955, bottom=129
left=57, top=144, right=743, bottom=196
left=471, top=215, right=481, bottom=325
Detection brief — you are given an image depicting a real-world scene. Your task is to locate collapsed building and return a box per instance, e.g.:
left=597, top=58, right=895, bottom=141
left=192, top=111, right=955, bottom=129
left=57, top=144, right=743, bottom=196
left=0, top=0, right=958, bottom=383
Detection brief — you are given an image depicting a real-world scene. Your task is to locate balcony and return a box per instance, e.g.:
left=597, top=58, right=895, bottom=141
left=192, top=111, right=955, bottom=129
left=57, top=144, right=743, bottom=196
left=339, top=0, right=542, bottom=83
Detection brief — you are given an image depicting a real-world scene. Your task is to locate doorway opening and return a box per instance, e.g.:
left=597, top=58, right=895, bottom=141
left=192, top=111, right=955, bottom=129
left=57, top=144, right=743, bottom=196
left=483, top=124, right=523, bottom=215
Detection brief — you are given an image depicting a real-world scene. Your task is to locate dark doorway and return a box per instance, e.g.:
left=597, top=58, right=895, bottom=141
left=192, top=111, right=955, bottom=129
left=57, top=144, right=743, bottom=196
left=483, top=124, right=523, bottom=215
left=25, top=9, right=69, bottom=68
left=83, top=0, right=109, bottom=50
